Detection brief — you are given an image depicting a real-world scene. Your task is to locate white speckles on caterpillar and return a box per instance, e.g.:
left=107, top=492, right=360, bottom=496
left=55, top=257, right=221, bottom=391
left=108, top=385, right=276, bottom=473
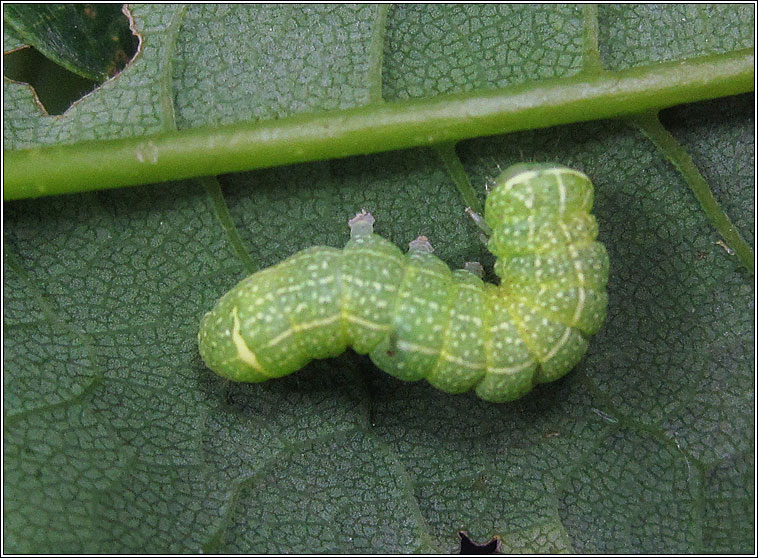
left=198, top=163, right=609, bottom=402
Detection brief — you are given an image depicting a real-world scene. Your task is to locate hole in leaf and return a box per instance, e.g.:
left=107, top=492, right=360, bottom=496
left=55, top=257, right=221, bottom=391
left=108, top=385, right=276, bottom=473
left=4, top=46, right=100, bottom=115
left=458, top=531, right=502, bottom=554
left=3, top=3, right=139, bottom=115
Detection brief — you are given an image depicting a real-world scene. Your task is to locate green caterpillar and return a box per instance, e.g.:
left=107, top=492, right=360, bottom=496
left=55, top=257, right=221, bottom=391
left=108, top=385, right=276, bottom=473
left=198, top=163, right=609, bottom=402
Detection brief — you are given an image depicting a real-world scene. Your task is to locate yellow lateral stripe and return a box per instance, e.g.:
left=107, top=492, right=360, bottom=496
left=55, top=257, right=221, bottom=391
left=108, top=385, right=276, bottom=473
left=265, top=314, right=342, bottom=348
left=345, top=313, right=391, bottom=331
left=396, top=340, right=437, bottom=356
left=440, top=350, right=485, bottom=369
left=487, top=359, right=537, bottom=375
left=396, top=340, right=485, bottom=370
left=231, top=307, right=272, bottom=377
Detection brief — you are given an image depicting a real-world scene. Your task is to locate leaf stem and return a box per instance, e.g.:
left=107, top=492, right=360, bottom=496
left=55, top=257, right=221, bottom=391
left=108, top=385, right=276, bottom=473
left=198, top=176, right=258, bottom=273
left=367, top=4, right=390, bottom=104
left=581, top=4, right=603, bottom=74
left=435, top=142, right=483, bottom=216
left=629, top=111, right=754, bottom=273
left=4, top=49, right=753, bottom=200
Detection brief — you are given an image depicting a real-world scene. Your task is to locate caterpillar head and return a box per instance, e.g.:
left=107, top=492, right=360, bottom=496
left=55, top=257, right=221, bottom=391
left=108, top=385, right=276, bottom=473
left=484, top=163, right=594, bottom=230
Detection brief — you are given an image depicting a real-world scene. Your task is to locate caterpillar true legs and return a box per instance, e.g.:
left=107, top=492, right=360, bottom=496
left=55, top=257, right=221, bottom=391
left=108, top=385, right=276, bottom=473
left=198, top=163, right=609, bottom=402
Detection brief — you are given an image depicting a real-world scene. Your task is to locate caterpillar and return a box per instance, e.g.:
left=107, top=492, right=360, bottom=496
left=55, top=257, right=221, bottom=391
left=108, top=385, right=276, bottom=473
left=198, top=163, right=609, bottom=402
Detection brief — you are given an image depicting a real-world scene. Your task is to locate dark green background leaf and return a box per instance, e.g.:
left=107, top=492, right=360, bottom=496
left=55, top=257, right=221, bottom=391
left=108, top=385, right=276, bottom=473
left=4, top=3, right=137, bottom=80
left=3, top=4, right=754, bottom=553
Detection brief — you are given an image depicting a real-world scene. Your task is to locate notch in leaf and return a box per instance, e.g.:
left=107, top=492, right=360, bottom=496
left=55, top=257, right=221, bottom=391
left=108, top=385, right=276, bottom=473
left=3, top=3, right=139, bottom=114
left=458, top=530, right=501, bottom=554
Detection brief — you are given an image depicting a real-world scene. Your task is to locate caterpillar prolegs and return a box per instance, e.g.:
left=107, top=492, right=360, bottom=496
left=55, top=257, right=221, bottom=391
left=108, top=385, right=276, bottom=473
left=198, top=163, right=609, bottom=402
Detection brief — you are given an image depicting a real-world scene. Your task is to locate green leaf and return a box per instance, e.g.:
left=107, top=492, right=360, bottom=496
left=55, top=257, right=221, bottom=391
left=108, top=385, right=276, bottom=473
left=4, top=3, right=136, bottom=80
left=3, top=4, right=754, bottom=553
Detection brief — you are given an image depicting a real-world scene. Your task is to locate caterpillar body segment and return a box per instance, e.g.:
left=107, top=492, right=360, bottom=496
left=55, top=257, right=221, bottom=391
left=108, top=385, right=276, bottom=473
left=198, top=163, right=609, bottom=402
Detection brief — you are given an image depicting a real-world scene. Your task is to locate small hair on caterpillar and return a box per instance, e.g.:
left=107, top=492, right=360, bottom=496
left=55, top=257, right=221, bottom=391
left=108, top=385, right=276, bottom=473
left=198, top=163, right=609, bottom=402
